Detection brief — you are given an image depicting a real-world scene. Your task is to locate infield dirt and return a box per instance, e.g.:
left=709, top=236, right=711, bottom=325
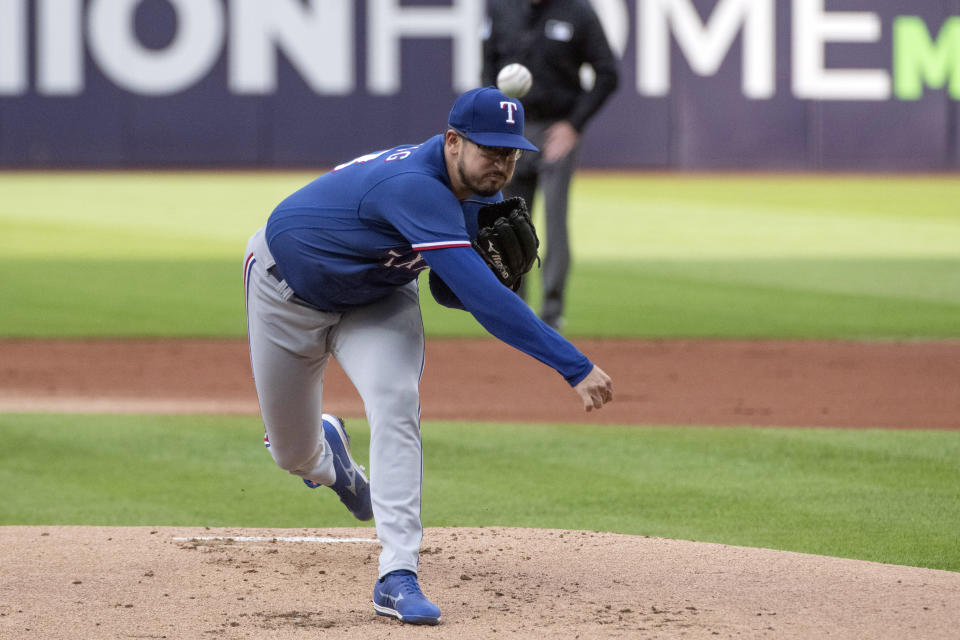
left=1, top=337, right=958, bottom=639
left=2, top=525, right=959, bottom=639
left=1, top=337, right=958, bottom=428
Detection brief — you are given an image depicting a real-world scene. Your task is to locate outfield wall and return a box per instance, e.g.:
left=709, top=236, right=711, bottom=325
left=1, top=0, right=958, bottom=170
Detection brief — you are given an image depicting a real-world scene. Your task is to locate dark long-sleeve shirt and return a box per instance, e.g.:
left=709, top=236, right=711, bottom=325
left=482, top=0, right=619, bottom=131
left=265, top=135, right=593, bottom=387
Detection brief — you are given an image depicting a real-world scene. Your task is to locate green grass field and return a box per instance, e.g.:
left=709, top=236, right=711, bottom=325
left=1, top=171, right=958, bottom=572
left=3, top=414, right=958, bottom=572
left=1, top=172, right=958, bottom=337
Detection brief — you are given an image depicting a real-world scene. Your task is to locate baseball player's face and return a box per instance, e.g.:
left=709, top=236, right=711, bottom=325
left=455, top=135, right=518, bottom=197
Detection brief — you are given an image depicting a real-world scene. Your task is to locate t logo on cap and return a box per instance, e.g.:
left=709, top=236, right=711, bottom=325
left=447, top=86, right=539, bottom=152
left=500, top=101, right=518, bottom=124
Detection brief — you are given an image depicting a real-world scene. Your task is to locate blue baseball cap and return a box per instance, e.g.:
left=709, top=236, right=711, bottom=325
left=448, top=86, right=538, bottom=152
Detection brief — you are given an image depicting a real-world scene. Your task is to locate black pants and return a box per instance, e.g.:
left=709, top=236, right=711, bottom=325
left=503, top=120, right=582, bottom=329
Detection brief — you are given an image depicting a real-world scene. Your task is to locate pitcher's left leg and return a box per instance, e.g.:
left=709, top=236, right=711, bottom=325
left=330, top=281, right=426, bottom=576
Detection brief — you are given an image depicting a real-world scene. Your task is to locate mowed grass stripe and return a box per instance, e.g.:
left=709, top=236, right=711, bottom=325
left=2, top=172, right=958, bottom=338
left=1, top=255, right=957, bottom=337
left=2, top=414, right=958, bottom=572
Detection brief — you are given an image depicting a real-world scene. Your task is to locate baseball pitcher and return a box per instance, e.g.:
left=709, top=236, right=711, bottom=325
left=243, top=86, right=613, bottom=625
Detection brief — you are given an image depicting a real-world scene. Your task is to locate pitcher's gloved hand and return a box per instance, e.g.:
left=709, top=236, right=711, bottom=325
left=472, top=197, right=539, bottom=292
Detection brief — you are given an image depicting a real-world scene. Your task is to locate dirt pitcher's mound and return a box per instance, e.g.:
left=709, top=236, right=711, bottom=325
left=1, top=526, right=957, bottom=640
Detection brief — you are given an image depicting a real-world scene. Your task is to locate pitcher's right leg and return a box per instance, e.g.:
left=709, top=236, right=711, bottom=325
left=244, top=229, right=339, bottom=487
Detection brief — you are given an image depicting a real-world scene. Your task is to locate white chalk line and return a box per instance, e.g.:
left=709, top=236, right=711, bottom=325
left=174, top=536, right=378, bottom=543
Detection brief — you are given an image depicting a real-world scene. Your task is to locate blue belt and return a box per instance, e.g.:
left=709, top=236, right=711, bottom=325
left=267, top=264, right=327, bottom=313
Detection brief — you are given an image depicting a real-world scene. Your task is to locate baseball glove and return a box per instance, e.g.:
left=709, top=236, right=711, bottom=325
left=473, top=197, right=540, bottom=292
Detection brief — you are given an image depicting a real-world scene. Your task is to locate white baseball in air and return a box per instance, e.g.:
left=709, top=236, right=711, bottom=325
left=496, top=63, right=533, bottom=99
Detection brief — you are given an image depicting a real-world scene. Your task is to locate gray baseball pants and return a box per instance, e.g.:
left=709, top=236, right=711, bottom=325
left=244, top=226, right=425, bottom=578
left=503, top=119, right=582, bottom=328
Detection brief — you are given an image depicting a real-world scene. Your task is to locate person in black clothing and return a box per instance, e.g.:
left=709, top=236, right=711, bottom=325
left=482, top=0, right=619, bottom=330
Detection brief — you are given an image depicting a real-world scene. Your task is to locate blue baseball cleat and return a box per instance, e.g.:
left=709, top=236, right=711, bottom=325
left=373, top=570, right=441, bottom=625
left=302, top=414, right=373, bottom=521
